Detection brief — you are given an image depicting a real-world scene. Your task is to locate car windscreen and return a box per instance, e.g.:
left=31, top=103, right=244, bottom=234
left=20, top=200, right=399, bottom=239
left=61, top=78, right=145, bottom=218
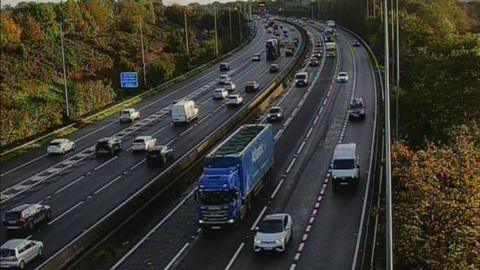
left=228, top=96, right=237, bottom=100
left=49, top=142, right=61, bottom=146
left=295, top=74, right=306, bottom=80
left=333, top=159, right=355, bottom=169
left=120, top=111, right=131, bottom=116
left=96, top=141, right=108, bottom=148
left=133, top=139, right=145, bottom=143
left=259, top=219, right=284, bottom=233
left=0, top=248, right=15, bottom=257
left=350, top=102, right=363, bottom=109
left=269, top=108, right=281, bottom=113
left=5, top=211, right=20, bottom=220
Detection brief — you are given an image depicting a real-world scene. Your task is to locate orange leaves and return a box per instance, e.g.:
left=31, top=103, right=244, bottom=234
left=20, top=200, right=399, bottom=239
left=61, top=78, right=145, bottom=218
left=392, top=124, right=480, bottom=269
left=0, top=14, right=22, bottom=48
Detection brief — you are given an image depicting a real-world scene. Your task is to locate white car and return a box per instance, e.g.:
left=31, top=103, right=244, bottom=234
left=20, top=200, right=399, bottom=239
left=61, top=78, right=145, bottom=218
left=213, top=88, right=229, bottom=99
left=0, top=239, right=44, bottom=269
left=131, top=136, right=157, bottom=152
left=252, top=54, right=261, bottom=61
left=295, top=72, right=309, bottom=87
left=119, top=108, right=140, bottom=122
left=218, top=75, right=231, bottom=85
left=253, top=213, right=293, bottom=253
left=47, top=138, right=75, bottom=155
left=226, top=95, right=244, bottom=107
left=224, top=81, right=236, bottom=91
left=337, top=72, right=349, bottom=83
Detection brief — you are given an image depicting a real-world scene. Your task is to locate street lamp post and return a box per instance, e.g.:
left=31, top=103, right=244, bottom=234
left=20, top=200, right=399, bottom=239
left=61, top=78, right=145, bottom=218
left=184, top=9, right=191, bottom=70
left=59, top=21, right=70, bottom=119
left=214, top=6, right=219, bottom=57
left=229, top=6, right=233, bottom=43
left=395, top=0, right=400, bottom=138
left=139, top=20, right=147, bottom=87
left=383, top=0, right=394, bottom=269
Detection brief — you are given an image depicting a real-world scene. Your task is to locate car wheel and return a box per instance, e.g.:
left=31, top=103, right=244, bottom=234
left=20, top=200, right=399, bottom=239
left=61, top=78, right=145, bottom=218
left=27, top=220, right=34, bottom=231
left=72, top=143, right=76, bottom=151
left=61, top=148, right=65, bottom=155
left=38, top=247, right=44, bottom=257
left=46, top=210, right=52, bottom=221
left=19, top=260, right=25, bottom=269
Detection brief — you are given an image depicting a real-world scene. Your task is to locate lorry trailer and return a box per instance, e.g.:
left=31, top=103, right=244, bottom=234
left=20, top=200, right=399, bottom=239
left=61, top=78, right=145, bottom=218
left=195, top=124, right=274, bottom=228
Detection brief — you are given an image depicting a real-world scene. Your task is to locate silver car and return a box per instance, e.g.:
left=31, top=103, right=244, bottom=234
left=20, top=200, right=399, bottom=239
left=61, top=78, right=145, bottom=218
left=253, top=213, right=293, bottom=253
left=0, top=239, right=44, bottom=269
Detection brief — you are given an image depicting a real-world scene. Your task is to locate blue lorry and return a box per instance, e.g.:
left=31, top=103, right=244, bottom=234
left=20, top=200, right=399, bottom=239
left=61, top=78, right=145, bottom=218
left=195, top=124, right=274, bottom=229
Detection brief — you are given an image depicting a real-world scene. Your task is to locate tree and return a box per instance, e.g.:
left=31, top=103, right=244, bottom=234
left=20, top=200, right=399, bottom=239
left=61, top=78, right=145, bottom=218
left=392, top=124, right=480, bottom=269
left=146, top=53, right=175, bottom=86
left=0, top=13, right=22, bottom=48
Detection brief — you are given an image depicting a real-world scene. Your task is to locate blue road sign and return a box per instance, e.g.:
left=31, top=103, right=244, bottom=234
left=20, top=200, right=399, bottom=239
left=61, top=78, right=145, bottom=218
left=120, top=72, right=139, bottom=88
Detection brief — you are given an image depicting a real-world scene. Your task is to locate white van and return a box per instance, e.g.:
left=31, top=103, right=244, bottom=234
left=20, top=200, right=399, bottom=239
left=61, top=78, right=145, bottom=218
left=171, top=100, right=199, bottom=124
left=330, top=143, right=360, bottom=190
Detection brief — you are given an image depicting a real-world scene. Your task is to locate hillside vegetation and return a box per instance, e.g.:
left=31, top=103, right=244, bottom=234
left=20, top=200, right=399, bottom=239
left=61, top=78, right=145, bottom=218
left=317, top=0, right=480, bottom=268
left=0, top=0, right=248, bottom=146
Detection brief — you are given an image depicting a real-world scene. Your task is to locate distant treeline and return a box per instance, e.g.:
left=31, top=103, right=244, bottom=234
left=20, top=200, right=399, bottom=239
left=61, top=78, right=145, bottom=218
left=0, top=0, right=249, bottom=146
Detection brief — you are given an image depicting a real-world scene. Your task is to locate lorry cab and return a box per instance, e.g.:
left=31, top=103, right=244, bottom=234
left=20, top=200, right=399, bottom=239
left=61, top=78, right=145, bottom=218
left=330, top=143, right=360, bottom=190
left=170, top=100, right=199, bottom=124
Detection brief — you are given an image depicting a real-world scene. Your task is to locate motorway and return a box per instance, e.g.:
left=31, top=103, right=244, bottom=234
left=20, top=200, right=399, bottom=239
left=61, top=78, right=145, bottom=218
left=0, top=20, right=304, bottom=268
left=108, top=21, right=378, bottom=270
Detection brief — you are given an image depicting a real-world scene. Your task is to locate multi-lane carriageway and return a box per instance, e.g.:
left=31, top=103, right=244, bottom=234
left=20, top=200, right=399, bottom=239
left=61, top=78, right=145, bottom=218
left=1, top=19, right=380, bottom=270
left=108, top=22, right=379, bottom=270
left=0, top=20, right=304, bottom=269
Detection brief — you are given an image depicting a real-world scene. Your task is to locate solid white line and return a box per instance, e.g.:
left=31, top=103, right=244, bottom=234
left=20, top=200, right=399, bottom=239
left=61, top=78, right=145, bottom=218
left=48, top=201, right=84, bottom=225
left=36, top=27, right=300, bottom=269
left=94, top=175, right=122, bottom=195
left=110, top=188, right=197, bottom=270
left=0, top=154, right=48, bottom=177
left=250, top=206, right=267, bottom=230
left=351, top=41, right=378, bottom=270
left=130, top=159, right=146, bottom=170
left=270, top=178, right=285, bottom=199
left=55, top=176, right=85, bottom=194
left=94, top=156, right=118, bottom=171
left=224, top=243, right=245, bottom=270
left=164, top=242, right=190, bottom=270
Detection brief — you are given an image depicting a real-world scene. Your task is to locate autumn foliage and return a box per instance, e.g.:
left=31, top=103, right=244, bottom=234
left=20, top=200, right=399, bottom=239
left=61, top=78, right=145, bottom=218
left=392, top=124, right=480, bottom=269
left=0, top=0, right=249, bottom=146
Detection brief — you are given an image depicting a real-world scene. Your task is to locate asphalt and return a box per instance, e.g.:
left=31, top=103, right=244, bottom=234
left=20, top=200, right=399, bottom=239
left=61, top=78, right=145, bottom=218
left=107, top=23, right=341, bottom=270
left=0, top=20, right=304, bottom=269
left=118, top=22, right=377, bottom=270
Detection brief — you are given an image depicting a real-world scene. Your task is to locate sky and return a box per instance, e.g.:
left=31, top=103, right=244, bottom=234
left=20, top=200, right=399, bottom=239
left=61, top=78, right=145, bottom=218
left=1, top=0, right=235, bottom=8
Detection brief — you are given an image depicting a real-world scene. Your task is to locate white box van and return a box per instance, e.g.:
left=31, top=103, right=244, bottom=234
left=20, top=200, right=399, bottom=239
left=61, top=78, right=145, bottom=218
left=171, top=100, right=199, bottom=124
left=330, top=143, right=360, bottom=190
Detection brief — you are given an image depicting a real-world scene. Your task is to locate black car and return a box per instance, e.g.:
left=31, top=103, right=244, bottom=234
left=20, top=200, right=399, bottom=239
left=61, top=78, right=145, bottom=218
left=309, top=58, right=320, bottom=67
left=3, top=204, right=51, bottom=231
left=285, top=49, right=294, bottom=57
left=219, top=63, right=230, bottom=72
left=146, top=145, right=174, bottom=166
left=348, top=98, right=366, bottom=120
left=245, top=81, right=260, bottom=92
left=269, top=64, right=280, bottom=73
left=95, top=137, right=122, bottom=156
left=267, top=107, right=284, bottom=122
left=352, top=40, right=361, bottom=47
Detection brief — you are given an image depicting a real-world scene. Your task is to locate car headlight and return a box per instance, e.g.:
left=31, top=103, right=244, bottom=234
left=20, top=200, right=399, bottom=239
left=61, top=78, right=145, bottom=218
left=332, top=174, right=337, bottom=179
left=227, top=219, right=234, bottom=224
left=254, top=238, right=262, bottom=244
left=275, top=238, right=284, bottom=244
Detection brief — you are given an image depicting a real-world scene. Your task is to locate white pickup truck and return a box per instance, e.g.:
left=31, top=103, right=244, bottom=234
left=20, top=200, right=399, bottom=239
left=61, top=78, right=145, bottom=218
left=119, top=108, right=140, bottom=123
